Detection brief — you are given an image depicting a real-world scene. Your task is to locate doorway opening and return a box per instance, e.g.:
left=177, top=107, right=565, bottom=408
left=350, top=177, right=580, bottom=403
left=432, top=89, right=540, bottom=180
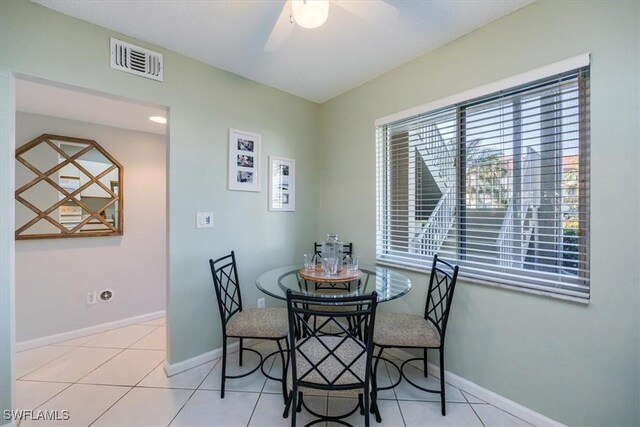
left=12, top=75, right=169, bottom=410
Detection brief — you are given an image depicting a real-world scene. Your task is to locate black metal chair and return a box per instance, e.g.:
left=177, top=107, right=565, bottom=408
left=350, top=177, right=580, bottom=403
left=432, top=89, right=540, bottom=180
left=284, top=290, right=379, bottom=427
left=209, top=251, right=289, bottom=400
left=371, top=254, right=459, bottom=420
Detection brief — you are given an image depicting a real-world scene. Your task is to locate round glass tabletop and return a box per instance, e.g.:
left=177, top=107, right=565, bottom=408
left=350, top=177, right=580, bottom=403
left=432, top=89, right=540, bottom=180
left=256, top=264, right=412, bottom=303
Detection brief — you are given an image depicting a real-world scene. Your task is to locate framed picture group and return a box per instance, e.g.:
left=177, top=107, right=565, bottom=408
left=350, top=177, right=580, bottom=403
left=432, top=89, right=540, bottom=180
left=227, top=128, right=295, bottom=212
left=228, top=128, right=261, bottom=192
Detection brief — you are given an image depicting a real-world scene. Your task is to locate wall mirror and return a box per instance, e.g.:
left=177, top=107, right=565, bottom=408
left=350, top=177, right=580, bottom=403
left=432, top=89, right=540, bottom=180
left=15, top=134, right=123, bottom=239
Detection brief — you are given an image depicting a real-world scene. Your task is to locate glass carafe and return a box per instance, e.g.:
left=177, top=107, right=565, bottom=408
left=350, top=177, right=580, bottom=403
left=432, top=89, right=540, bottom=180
left=321, top=233, right=344, bottom=272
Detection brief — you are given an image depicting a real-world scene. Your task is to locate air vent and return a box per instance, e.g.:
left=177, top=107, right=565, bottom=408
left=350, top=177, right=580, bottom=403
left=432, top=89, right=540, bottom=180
left=110, top=38, right=163, bottom=82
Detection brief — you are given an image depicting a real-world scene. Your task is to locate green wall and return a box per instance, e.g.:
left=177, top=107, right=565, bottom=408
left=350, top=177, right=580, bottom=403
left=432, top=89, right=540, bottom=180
left=319, top=1, right=640, bottom=425
left=1, top=1, right=639, bottom=426
left=0, top=0, right=319, bottom=422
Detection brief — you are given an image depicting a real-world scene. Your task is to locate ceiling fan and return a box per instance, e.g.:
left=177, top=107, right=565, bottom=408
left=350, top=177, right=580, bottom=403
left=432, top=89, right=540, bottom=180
left=264, top=0, right=399, bottom=52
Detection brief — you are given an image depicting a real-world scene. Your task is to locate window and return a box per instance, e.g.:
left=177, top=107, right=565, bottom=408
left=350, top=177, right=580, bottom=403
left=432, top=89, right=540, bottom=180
left=376, top=64, right=590, bottom=300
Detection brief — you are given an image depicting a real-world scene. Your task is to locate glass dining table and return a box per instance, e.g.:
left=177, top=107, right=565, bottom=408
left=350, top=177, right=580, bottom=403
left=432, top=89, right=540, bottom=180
left=256, top=264, right=412, bottom=303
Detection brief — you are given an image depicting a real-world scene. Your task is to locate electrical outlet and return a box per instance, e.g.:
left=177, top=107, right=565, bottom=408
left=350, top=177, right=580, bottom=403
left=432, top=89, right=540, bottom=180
left=87, top=290, right=97, bottom=305
left=257, top=298, right=265, bottom=309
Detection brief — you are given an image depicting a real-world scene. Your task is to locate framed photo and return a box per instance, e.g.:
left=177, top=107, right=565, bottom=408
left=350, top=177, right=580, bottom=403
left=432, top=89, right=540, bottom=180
left=228, top=128, right=261, bottom=192
left=269, top=155, right=295, bottom=212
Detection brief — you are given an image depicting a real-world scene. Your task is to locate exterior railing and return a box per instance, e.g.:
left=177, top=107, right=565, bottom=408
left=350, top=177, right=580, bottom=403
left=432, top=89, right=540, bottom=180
left=497, top=202, right=541, bottom=268
left=409, top=124, right=457, bottom=257
left=411, top=188, right=455, bottom=256
left=497, top=202, right=517, bottom=267
left=497, top=148, right=541, bottom=268
left=415, top=125, right=455, bottom=192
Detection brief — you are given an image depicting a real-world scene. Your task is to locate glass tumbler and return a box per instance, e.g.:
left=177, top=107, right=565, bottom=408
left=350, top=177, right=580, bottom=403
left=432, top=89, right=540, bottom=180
left=348, top=256, right=360, bottom=272
left=325, top=257, right=338, bottom=276
left=344, top=255, right=352, bottom=271
left=303, top=253, right=315, bottom=271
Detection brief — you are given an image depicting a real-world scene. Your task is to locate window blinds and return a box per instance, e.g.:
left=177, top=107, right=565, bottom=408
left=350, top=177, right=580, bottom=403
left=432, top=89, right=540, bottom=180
left=376, top=66, right=590, bottom=299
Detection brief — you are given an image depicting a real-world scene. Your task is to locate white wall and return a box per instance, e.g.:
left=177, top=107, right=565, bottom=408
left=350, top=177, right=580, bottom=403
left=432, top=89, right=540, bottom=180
left=15, top=112, right=166, bottom=342
left=318, top=1, right=640, bottom=425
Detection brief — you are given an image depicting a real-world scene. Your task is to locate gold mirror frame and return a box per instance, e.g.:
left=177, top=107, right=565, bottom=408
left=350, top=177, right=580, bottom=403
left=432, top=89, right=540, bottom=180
left=15, top=134, right=124, bottom=239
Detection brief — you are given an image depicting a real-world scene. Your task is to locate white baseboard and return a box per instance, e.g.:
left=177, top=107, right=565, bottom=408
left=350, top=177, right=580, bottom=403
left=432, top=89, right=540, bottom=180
left=386, top=348, right=564, bottom=427
left=164, top=338, right=263, bottom=377
left=16, top=310, right=166, bottom=352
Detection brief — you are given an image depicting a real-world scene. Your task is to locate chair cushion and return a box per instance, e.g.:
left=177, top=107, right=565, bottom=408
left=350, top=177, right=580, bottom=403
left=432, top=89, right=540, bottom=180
left=373, top=313, right=441, bottom=348
left=226, top=308, right=288, bottom=339
left=286, top=372, right=366, bottom=398
left=294, top=336, right=367, bottom=387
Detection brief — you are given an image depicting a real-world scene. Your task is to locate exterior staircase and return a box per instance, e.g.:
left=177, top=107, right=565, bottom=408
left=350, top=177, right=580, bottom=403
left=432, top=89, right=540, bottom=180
left=496, top=147, right=542, bottom=269
left=409, top=124, right=456, bottom=256
left=413, top=125, right=455, bottom=193
left=407, top=126, right=544, bottom=265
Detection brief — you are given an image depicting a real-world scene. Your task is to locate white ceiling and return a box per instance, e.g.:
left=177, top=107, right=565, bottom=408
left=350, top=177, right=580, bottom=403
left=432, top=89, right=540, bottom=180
left=17, top=78, right=167, bottom=135
left=33, top=0, right=533, bottom=104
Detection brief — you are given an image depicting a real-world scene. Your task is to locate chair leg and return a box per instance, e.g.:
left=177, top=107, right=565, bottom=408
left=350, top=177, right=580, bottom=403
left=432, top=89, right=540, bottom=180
left=372, top=395, right=381, bottom=424
left=364, top=387, right=371, bottom=427
left=221, top=337, right=227, bottom=399
left=277, top=339, right=288, bottom=403
left=296, top=391, right=303, bottom=413
left=283, top=390, right=293, bottom=418
left=439, top=349, right=446, bottom=416
left=370, top=364, right=378, bottom=414
left=423, top=348, right=428, bottom=377
left=358, top=394, right=365, bottom=415
left=290, top=387, right=297, bottom=427
left=239, top=337, right=243, bottom=367
left=371, top=346, right=384, bottom=423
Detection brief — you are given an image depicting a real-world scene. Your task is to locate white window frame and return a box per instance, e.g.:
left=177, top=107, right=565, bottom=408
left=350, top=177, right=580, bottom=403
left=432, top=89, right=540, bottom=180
left=375, top=54, right=591, bottom=303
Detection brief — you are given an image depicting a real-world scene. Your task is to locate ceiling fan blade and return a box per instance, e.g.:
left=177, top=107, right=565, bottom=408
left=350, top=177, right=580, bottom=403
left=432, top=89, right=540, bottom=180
left=264, top=0, right=294, bottom=53
left=332, top=0, right=398, bottom=24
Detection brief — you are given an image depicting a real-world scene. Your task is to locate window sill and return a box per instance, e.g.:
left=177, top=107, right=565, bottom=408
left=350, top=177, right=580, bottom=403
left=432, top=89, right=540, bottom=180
left=375, top=258, right=590, bottom=305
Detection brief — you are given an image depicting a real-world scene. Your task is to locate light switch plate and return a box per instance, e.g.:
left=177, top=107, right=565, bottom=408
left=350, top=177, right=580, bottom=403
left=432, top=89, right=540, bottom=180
left=196, top=212, right=213, bottom=229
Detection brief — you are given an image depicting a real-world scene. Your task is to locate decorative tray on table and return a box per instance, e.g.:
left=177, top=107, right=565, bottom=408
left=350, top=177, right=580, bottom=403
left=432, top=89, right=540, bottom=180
left=298, top=267, right=363, bottom=283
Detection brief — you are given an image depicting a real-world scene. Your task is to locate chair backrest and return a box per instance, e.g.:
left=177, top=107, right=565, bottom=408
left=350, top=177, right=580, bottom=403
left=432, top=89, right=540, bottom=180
left=424, top=254, right=459, bottom=342
left=286, top=290, right=377, bottom=392
left=209, top=251, right=243, bottom=330
left=313, top=242, right=353, bottom=261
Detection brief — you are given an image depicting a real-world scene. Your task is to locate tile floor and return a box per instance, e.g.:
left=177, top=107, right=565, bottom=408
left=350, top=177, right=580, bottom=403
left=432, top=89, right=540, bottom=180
left=15, top=318, right=533, bottom=426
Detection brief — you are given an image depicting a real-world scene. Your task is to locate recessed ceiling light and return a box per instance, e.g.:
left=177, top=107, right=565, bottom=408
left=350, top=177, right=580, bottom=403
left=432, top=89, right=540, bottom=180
left=149, top=116, right=167, bottom=124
